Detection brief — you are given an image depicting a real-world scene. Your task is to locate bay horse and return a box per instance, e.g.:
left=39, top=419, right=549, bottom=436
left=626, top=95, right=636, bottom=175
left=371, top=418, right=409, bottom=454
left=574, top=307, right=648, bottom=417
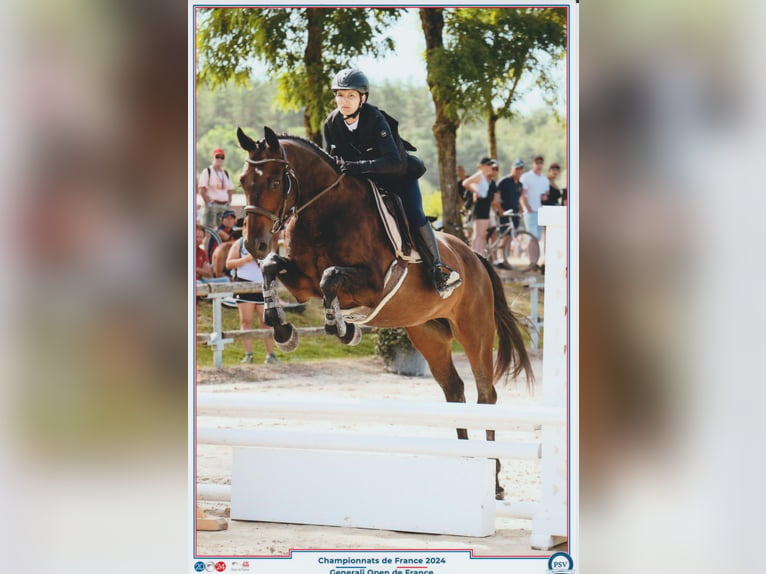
left=237, top=126, right=534, bottom=499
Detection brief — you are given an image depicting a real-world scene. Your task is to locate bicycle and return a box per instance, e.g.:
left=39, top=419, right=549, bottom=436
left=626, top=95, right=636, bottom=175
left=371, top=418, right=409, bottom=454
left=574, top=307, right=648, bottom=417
left=484, top=210, right=541, bottom=271
left=200, top=226, right=223, bottom=260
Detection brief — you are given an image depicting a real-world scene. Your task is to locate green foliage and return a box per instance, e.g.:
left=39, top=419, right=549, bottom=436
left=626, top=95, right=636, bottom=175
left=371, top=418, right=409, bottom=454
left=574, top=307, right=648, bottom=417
left=373, top=328, right=415, bottom=362
left=196, top=7, right=405, bottom=136
left=457, top=109, right=567, bottom=176
left=195, top=6, right=568, bottom=210
left=447, top=7, right=567, bottom=121
left=421, top=189, right=443, bottom=219
left=195, top=81, right=566, bottom=193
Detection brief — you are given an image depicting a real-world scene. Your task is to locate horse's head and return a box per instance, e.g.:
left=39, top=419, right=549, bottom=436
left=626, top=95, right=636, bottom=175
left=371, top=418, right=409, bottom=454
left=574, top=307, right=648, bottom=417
left=237, top=126, right=294, bottom=259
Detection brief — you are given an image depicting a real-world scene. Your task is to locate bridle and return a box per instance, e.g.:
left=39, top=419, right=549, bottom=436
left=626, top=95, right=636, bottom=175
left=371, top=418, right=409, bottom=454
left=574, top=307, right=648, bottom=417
left=243, top=146, right=345, bottom=233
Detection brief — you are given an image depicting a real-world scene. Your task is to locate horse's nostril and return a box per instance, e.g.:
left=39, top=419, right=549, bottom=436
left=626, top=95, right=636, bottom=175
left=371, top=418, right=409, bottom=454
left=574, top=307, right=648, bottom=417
left=258, top=242, right=268, bottom=253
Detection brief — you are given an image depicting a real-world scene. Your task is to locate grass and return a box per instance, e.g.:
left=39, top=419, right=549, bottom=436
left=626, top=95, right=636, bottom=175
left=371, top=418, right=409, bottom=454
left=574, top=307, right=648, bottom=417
left=195, top=289, right=377, bottom=367
left=194, top=280, right=541, bottom=368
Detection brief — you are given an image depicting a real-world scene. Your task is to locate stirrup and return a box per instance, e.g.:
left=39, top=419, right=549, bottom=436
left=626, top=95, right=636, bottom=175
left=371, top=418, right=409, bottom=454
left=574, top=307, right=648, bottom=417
left=433, top=264, right=462, bottom=298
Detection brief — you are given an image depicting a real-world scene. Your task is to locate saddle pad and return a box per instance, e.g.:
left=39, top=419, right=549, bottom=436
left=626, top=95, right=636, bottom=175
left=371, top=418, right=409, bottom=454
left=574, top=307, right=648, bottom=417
left=369, top=180, right=420, bottom=263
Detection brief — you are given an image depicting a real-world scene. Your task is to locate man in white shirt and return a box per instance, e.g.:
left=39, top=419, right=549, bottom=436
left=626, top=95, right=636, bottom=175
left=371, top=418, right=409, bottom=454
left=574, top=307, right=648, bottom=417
left=519, top=155, right=550, bottom=240
left=198, top=148, right=235, bottom=227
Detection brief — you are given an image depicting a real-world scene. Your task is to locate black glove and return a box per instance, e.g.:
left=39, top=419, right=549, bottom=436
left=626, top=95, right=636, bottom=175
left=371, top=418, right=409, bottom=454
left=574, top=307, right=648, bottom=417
left=339, top=160, right=363, bottom=175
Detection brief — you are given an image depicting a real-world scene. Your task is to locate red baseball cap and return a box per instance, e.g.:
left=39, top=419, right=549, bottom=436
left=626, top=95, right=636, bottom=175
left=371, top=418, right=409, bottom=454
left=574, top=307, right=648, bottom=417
left=212, top=148, right=225, bottom=157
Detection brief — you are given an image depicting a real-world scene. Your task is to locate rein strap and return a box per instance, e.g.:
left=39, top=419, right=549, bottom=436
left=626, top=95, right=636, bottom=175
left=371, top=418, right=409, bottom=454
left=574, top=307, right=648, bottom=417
left=244, top=149, right=346, bottom=230
left=293, top=174, right=345, bottom=217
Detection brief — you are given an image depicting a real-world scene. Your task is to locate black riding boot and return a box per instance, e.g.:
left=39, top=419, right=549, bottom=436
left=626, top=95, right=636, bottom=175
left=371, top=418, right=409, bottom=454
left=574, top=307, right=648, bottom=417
left=414, top=223, right=462, bottom=299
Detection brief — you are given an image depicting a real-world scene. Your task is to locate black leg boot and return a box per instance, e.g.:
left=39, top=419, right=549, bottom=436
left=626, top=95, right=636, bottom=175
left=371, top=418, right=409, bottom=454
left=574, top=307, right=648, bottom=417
left=413, top=223, right=462, bottom=298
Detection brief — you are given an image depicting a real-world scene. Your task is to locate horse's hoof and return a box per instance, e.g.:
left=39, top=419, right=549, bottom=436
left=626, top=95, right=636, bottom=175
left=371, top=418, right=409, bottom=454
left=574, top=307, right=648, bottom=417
left=324, top=320, right=347, bottom=339
left=339, top=323, right=363, bottom=346
left=265, top=307, right=286, bottom=328
left=275, top=325, right=299, bottom=352
left=495, top=486, right=505, bottom=501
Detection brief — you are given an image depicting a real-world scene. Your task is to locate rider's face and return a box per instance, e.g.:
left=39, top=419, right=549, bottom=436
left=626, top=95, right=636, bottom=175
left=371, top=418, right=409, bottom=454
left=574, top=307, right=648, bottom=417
left=335, top=89, right=362, bottom=116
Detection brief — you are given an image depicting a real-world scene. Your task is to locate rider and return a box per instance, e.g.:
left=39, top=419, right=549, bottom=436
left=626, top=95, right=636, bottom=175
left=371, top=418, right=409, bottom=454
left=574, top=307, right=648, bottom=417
left=323, top=68, right=462, bottom=299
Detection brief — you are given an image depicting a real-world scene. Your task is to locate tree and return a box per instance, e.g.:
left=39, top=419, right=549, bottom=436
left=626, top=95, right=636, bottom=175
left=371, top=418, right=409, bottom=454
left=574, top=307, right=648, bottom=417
left=195, top=7, right=403, bottom=144
left=448, top=8, right=567, bottom=159
left=419, top=8, right=469, bottom=239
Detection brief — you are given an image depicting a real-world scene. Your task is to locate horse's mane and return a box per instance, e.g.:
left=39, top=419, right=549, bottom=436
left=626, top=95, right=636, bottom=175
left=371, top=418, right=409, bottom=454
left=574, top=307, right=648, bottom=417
left=275, top=133, right=340, bottom=173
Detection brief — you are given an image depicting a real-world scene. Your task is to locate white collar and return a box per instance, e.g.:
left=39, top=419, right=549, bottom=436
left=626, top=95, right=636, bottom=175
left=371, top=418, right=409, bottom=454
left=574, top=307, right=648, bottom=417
left=344, top=118, right=360, bottom=131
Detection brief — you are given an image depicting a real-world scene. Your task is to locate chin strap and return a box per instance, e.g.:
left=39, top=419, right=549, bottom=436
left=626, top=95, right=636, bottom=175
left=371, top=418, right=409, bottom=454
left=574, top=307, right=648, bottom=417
left=342, top=107, right=361, bottom=121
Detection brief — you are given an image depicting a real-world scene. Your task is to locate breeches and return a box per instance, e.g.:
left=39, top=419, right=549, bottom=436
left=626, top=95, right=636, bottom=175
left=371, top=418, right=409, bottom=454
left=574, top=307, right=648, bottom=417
left=391, top=177, right=428, bottom=228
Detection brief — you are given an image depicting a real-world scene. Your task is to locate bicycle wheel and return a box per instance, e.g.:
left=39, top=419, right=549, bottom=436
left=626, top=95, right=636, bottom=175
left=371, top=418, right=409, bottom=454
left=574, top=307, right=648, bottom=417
left=503, top=231, right=540, bottom=270
left=202, top=226, right=222, bottom=261
left=484, top=227, right=500, bottom=263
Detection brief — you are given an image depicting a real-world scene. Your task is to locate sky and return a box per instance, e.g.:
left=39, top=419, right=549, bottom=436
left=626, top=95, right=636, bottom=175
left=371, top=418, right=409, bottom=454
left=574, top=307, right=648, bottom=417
left=355, top=9, right=427, bottom=86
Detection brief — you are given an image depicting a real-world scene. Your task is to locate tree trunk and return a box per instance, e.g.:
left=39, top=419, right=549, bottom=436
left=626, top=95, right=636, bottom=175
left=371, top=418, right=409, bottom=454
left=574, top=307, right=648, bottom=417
left=488, top=113, right=498, bottom=161
left=419, top=8, right=464, bottom=241
left=304, top=8, right=324, bottom=146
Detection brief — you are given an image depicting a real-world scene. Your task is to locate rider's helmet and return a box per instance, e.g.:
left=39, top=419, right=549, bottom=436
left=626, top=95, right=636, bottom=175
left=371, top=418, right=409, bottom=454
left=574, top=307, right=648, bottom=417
left=331, top=68, right=370, bottom=96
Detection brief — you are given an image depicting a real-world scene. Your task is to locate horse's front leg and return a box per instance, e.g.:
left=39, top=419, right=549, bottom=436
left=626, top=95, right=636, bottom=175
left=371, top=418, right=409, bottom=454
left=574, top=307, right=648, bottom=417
left=319, top=266, right=365, bottom=346
left=260, top=252, right=299, bottom=352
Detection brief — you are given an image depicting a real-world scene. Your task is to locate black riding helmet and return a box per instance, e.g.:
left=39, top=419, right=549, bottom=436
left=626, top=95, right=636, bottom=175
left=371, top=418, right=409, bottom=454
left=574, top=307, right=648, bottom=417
left=332, top=68, right=369, bottom=120
left=331, top=68, right=369, bottom=95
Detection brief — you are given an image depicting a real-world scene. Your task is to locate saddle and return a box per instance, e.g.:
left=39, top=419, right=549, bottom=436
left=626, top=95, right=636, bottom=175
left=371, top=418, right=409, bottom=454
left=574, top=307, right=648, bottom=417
left=369, top=181, right=418, bottom=262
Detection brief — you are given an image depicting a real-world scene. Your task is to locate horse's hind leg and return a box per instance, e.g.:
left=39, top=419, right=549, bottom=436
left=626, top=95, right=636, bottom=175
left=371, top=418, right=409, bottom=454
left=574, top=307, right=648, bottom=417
left=259, top=252, right=299, bottom=351
left=319, top=266, right=366, bottom=346
left=406, top=321, right=468, bottom=440
left=451, top=315, right=506, bottom=499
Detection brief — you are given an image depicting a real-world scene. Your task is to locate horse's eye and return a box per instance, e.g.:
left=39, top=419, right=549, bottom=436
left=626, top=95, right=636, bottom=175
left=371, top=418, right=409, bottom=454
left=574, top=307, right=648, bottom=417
left=271, top=179, right=281, bottom=189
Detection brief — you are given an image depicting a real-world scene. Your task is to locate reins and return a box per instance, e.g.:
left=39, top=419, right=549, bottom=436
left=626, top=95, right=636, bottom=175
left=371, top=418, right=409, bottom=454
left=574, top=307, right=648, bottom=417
left=244, top=147, right=345, bottom=233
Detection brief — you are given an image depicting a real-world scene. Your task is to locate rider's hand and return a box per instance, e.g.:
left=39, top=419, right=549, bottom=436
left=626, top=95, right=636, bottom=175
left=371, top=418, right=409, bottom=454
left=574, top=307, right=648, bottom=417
left=339, top=160, right=363, bottom=175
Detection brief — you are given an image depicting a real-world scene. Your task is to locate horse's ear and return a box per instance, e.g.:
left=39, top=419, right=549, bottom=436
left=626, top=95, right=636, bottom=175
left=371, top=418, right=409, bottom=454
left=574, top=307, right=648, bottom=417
left=264, top=126, right=280, bottom=153
left=237, top=127, right=256, bottom=152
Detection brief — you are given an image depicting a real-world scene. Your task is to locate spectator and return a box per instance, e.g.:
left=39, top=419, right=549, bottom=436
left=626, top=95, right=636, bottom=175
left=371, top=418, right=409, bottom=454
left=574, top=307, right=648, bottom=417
left=455, top=164, right=473, bottom=240
left=542, top=163, right=563, bottom=206
left=226, top=222, right=280, bottom=365
left=198, top=148, right=235, bottom=228
left=207, top=209, right=237, bottom=259
left=462, top=157, right=498, bottom=255
left=495, top=158, right=525, bottom=232
left=195, top=224, right=229, bottom=285
left=520, top=155, right=550, bottom=240
left=211, top=219, right=242, bottom=279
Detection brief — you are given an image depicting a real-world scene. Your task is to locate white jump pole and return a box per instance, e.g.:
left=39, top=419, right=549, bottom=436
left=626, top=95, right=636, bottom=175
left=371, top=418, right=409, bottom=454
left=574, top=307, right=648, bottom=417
left=197, top=395, right=565, bottom=431
left=532, top=205, right=568, bottom=550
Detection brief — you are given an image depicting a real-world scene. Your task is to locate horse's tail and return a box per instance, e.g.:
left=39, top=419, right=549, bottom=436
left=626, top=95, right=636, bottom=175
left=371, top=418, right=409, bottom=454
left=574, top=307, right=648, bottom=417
left=476, top=254, right=535, bottom=387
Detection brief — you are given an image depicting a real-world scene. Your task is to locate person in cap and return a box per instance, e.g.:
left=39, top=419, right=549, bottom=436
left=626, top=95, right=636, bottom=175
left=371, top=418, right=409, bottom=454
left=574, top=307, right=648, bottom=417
left=198, top=148, right=235, bottom=228
left=323, top=67, right=461, bottom=299
left=495, top=159, right=525, bottom=232
left=519, top=155, right=550, bottom=240
left=207, top=209, right=237, bottom=260
left=462, top=157, right=499, bottom=255
left=542, top=162, right=562, bottom=206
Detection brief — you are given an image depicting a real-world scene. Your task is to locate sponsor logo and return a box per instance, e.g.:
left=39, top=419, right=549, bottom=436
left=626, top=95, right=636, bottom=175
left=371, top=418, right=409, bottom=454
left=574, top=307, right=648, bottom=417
left=548, top=551, right=574, bottom=573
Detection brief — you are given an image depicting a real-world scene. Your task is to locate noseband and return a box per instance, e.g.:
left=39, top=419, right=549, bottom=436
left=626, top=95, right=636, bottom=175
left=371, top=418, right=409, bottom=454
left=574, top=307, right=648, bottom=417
left=243, top=147, right=345, bottom=233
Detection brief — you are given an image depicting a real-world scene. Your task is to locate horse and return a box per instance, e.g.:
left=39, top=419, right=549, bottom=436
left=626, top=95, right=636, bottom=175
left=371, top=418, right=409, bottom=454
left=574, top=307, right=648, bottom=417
left=236, top=126, right=534, bottom=499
